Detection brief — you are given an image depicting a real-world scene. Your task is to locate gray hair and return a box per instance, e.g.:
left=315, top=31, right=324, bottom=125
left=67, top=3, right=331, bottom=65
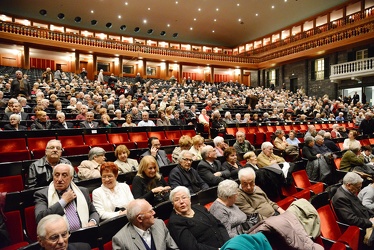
left=52, top=163, right=75, bottom=177
left=343, top=172, right=363, bottom=185
left=235, top=131, right=245, bottom=137
left=126, top=199, right=147, bottom=224
left=274, top=130, right=284, bottom=136
left=178, top=150, right=194, bottom=162
left=169, top=186, right=190, bottom=203
left=217, top=180, right=238, bottom=199
left=304, top=136, right=315, bottom=146
left=9, top=114, right=20, bottom=122
left=324, top=132, right=332, bottom=139
left=37, top=214, right=69, bottom=238
left=213, top=136, right=224, bottom=146
left=201, top=145, right=213, bottom=160
left=88, top=147, right=106, bottom=160
left=46, top=139, right=62, bottom=149
left=314, top=135, right=324, bottom=141
left=317, top=130, right=326, bottom=136
left=261, top=141, right=273, bottom=151
left=238, top=167, right=256, bottom=181
left=56, top=112, right=65, bottom=118
left=349, top=141, right=361, bottom=152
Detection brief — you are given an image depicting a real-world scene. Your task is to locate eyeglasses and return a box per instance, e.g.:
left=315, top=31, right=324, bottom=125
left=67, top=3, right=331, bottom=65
left=102, top=175, right=115, bottom=180
left=43, top=231, right=70, bottom=243
left=182, top=158, right=193, bottom=162
left=46, top=146, right=62, bottom=150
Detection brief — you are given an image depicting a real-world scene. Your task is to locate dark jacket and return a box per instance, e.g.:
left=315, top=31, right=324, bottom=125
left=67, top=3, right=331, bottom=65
left=197, top=159, right=230, bottom=186
left=53, top=122, right=74, bottom=129
left=168, top=205, right=230, bottom=250
left=168, top=165, right=209, bottom=194
left=30, top=120, right=52, bottom=130
left=3, top=124, right=27, bottom=131
left=324, top=138, right=340, bottom=152
left=131, top=175, right=169, bottom=206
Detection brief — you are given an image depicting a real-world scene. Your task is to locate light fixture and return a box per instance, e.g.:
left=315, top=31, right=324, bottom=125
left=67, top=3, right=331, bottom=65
left=134, top=27, right=140, bottom=32
left=120, top=25, right=127, bottom=30
left=74, top=16, right=81, bottom=23
left=57, top=13, right=65, bottom=19
left=105, top=22, right=112, bottom=28
left=160, top=31, right=166, bottom=36
left=39, top=9, right=47, bottom=16
left=91, top=20, right=97, bottom=25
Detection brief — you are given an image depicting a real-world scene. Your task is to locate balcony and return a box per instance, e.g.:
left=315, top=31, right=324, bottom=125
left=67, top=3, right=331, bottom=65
left=330, top=57, right=374, bottom=81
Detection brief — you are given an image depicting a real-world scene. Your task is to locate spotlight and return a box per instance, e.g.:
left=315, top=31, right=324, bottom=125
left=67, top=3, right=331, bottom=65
left=39, top=9, right=47, bottom=16
left=134, top=27, right=140, bottom=32
left=160, top=31, right=166, bottom=36
left=105, top=22, right=112, bottom=28
left=74, top=16, right=82, bottom=23
left=120, top=25, right=127, bottom=31
left=91, top=20, right=97, bottom=25
left=147, top=29, right=153, bottom=34
left=57, top=13, right=65, bottom=19
left=172, top=33, right=178, bottom=38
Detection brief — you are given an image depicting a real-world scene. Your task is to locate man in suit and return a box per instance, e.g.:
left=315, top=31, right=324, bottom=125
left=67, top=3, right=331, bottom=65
left=37, top=214, right=91, bottom=250
left=27, top=139, right=76, bottom=189
left=10, top=70, right=30, bottom=98
left=197, top=145, right=231, bottom=187
left=170, top=110, right=186, bottom=126
left=34, top=163, right=99, bottom=230
left=141, top=137, right=171, bottom=167
left=332, top=172, right=374, bottom=229
left=112, top=199, right=179, bottom=250
left=79, top=111, right=98, bottom=128
left=2, top=101, right=28, bottom=121
left=53, top=112, right=74, bottom=129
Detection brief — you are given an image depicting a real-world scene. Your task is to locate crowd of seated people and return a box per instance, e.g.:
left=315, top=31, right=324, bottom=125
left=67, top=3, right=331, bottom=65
left=3, top=66, right=374, bottom=249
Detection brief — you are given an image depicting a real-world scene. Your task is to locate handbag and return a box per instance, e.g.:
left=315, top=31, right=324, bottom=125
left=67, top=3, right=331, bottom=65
left=238, top=213, right=260, bottom=234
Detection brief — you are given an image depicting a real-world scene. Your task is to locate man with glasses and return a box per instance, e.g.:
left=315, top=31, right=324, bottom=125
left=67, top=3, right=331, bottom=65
left=332, top=172, right=374, bottom=230
left=27, top=139, right=76, bottom=189
left=169, top=150, right=209, bottom=194
left=141, top=137, right=171, bottom=167
left=112, top=199, right=179, bottom=250
left=35, top=164, right=99, bottom=230
left=37, top=214, right=90, bottom=250
left=197, top=145, right=230, bottom=187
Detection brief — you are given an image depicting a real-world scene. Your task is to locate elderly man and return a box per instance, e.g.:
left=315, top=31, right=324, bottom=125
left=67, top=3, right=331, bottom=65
left=34, top=164, right=99, bottom=230
left=257, top=142, right=285, bottom=168
left=213, top=136, right=229, bottom=157
left=323, top=132, right=341, bottom=152
left=10, top=70, right=30, bottom=98
left=235, top=168, right=285, bottom=220
left=313, top=135, right=332, bottom=155
left=304, top=125, right=317, bottom=139
left=359, top=112, right=374, bottom=136
left=112, top=199, right=179, bottom=250
left=138, top=111, right=156, bottom=126
left=197, top=145, right=230, bottom=187
left=79, top=111, right=98, bottom=128
left=141, top=137, right=171, bottom=167
left=169, top=150, right=209, bottom=194
left=233, top=131, right=255, bottom=158
left=332, top=172, right=374, bottom=230
left=27, top=139, right=75, bottom=189
left=2, top=101, right=28, bottom=121
left=53, top=112, right=74, bottom=129
left=77, top=147, right=106, bottom=180
left=340, top=143, right=365, bottom=172
left=37, top=214, right=91, bottom=250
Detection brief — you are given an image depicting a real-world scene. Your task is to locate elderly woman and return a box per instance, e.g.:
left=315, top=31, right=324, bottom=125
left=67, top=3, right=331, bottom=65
left=303, top=136, right=331, bottom=182
left=99, top=114, right=116, bottom=128
left=286, top=130, right=300, bottom=146
left=113, top=109, right=125, bottom=120
left=222, top=147, right=243, bottom=179
left=122, top=113, right=137, bottom=127
left=168, top=186, right=230, bottom=250
left=172, top=135, right=193, bottom=163
left=274, top=129, right=299, bottom=161
left=156, top=109, right=171, bottom=126
left=31, top=110, right=52, bottom=130
left=114, top=145, right=139, bottom=173
left=343, top=130, right=361, bottom=150
left=92, top=162, right=134, bottom=220
left=189, top=134, right=205, bottom=160
left=256, top=142, right=285, bottom=168
left=131, top=155, right=171, bottom=206
left=4, top=114, right=27, bottom=130
left=198, top=108, right=210, bottom=128
left=77, top=147, right=106, bottom=180
left=243, top=151, right=260, bottom=170
left=210, top=180, right=247, bottom=238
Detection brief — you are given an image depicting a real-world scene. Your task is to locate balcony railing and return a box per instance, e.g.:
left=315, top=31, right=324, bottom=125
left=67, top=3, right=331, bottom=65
left=330, top=57, right=374, bottom=81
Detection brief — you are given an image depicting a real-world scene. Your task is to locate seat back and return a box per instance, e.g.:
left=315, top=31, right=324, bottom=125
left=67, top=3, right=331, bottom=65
left=84, top=134, right=113, bottom=151
left=165, top=130, right=182, bottom=141
left=24, top=206, right=37, bottom=242
left=0, top=176, right=24, bottom=192
left=334, top=158, right=342, bottom=169
left=4, top=210, right=25, bottom=244
left=292, top=170, right=312, bottom=189
left=317, top=205, right=342, bottom=241
left=98, top=215, right=128, bottom=250
left=58, top=135, right=85, bottom=147
left=0, top=138, right=27, bottom=152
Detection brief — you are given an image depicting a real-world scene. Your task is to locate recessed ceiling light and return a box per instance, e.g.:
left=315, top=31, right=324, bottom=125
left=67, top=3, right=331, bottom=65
left=167, top=24, right=170, bottom=27
left=237, top=3, right=240, bottom=6
left=91, top=10, right=94, bottom=13
left=147, top=29, right=153, bottom=34
left=175, top=1, right=178, bottom=4
left=194, top=18, right=197, bottom=21
left=214, top=19, right=216, bottom=22
left=172, top=33, right=178, bottom=37
left=118, top=15, right=121, bottom=19
left=74, top=16, right=81, bottom=23
left=272, top=5, right=275, bottom=9
left=120, top=25, right=127, bottom=30
left=134, top=27, right=140, bottom=32
left=160, top=31, right=166, bottom=36
left=57, top=13, right=65, bottom=19
left=91, top=20, right=97, bottom=25
left=198, top=8, right=201, bottom=11
left=190, top=27, right=193, bottom=30
left=143, top=19, right=147, bottom=24
left=39, top=9, right=47, bottom=16
left=148, top=8, right=151, bottom=10
left=216, top=8, right=219, bottom=11
left=238, top=18, right=241, bottom=22
left=212, top=30, right=215, bottom=33
left=255, top=13, right=258, bottom=16
left=106, top=22, right=112, bottom=28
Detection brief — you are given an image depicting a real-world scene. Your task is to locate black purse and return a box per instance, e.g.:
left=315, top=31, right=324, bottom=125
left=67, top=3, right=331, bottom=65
left=238, top=213, right=260, bottom=234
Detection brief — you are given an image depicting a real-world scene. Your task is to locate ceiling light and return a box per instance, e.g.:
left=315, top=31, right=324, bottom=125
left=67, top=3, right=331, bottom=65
left=147, top=29, right=153, bottom=34
left=194, top=18, right=197, bottom=21
left=148, top=8, right=151, bottom=10
left=125, top=2, right=128, bottom=5
left=134, top=27, right=140, bottom=32
left=176, top=1, right=178, bottom=4
left=143, top=19, right=147, bottom=24
left=57, top=13, right=65, bottom=19
left=160, top=31, right=166, bottom=36
left=167, top=24, right=170, bottom=27
left=118, top=15, right=121, bottom=19
left=216, top=8, right=219, bottom=11
left=120, top=25, right=127, bottom=30
left=272, top=5, right=275, bottom=9
left=190, top=27, right=193, bottom=30
left=39, top=9, right=47, bottom=16
left=212, top=30, right=215, bottom=33
left=91, top=10, right=94, bottom=13
left=74, top=16, right=81, bottom=23
left=106, top=22, right=112, bottom=28
left=255, top=13, right=258, bottom=16
left=172, top=33, right=178, bottom=37
left=91, top=20, right=97, bottom=25
left=198, top=8, right=201, bottom=11
left=238, top=18, right=241, bottom=22
left=214, top=19, right=216, bottom=22
left=237, top=3, right=240, bottom=6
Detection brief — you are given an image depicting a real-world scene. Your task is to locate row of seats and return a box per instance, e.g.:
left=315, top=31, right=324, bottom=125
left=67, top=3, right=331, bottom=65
left=0, top=126, right=196, bottom=162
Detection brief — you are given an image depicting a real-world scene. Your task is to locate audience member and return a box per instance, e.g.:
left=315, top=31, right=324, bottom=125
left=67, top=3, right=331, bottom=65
left=213, top=136, right=229, bottom=157
left=34, top=164, right=99, bottom=230
left=31, top=110, right=52, bottom=130
left=92, top=162, right=134, bottom=220
left=114, top=145, right=139, bottom=173
left=77, top=147, right=106, bottom=180
left=79, top=111, right=98, bottom=128
left=189, top=134, right=205, bottom=160
left=323, top=132, right=341, bottom=152
left=343, top=130, right=361, bottom=151
left=3, top=113, right=27, bottom=130
left=257, top=142, right=285, bottom=168
left=53, top=112, right=74, bottom=129
left=122, top=113, right=137, bottom=127
left=222, top=147, right=243, bottom=179
left=140, top=137, right=171, bottom=167
left=233, top=131, right=255, bottom=160
left=138, top=111, right=155, bottom=126
left=172, top=135, right=193, bottom=163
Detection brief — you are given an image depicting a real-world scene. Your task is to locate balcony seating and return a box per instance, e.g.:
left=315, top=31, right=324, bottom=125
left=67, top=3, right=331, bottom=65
left=0, top=138, right=30, bottom=163
left=84, top=133, right=114, bottom=152
left=292, top=170, right=326, bottom=195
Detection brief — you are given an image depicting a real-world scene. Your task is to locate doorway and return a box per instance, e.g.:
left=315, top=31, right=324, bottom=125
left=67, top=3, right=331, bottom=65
left=290, top=78, right=298, bottom=93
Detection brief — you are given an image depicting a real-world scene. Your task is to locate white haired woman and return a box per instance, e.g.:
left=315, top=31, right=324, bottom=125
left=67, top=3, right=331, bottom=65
left=209, top=180, right=247, bottom=238
left=4, top=113, right=27, bottom=130
left=168, top=186, right=230, bottom=250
